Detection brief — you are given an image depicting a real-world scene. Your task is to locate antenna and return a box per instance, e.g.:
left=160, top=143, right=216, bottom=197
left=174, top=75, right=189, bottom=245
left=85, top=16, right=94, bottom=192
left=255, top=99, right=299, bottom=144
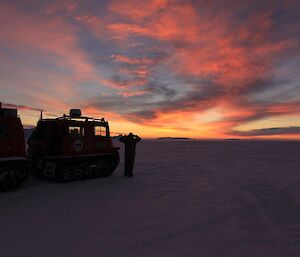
left=40, top=110, right=43, bottom=120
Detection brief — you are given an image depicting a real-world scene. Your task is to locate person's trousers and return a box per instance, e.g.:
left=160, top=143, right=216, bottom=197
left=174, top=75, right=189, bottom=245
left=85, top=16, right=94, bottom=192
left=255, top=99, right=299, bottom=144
left=125, top=154, right=135, bottom=176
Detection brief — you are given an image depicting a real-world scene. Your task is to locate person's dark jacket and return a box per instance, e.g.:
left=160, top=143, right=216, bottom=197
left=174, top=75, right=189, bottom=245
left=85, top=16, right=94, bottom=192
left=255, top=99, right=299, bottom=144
left=119, top=134, right=141, bottom=154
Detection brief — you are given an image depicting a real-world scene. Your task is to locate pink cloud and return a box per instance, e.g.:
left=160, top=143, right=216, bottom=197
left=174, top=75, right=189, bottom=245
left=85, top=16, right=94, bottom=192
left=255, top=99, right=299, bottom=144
left=0, top=4, right=92, bottom=76
left=111, top=54, right=155, bottom=65
left=45, top=0, right=78, bottom=15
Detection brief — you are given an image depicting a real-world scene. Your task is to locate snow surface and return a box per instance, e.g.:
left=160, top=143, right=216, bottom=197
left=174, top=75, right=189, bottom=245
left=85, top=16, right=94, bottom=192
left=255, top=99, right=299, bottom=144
left=1, top=140, right=300, bottom=257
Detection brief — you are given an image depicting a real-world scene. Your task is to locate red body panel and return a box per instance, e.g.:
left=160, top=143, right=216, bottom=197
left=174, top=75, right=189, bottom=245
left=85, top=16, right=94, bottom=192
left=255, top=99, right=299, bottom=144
left=0, top=116, right=25, bottom=158
left=29, top=116, right=117, bottom=157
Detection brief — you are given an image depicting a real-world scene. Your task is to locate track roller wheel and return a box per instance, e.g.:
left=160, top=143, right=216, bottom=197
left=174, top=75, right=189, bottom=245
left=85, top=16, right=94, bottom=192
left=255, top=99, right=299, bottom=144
left=84, top=168, right=93, bottom=178
left=15, top=169, right=28, bottom=181
left=59, top=169, right=71, bottom=182
left=72, top=169, right=83, bottom=181
left=100, top=159, right=113, bottom=177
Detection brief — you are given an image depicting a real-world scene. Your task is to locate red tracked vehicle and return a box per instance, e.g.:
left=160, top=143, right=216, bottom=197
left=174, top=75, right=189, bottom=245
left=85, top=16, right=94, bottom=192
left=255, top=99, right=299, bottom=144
left=0, top=103, right=29, bottom=191
left=28, top=109, right=120, bottom=182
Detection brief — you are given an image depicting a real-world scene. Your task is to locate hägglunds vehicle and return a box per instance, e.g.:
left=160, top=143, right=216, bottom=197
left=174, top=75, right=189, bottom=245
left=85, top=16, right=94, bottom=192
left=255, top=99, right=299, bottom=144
left=0, top=103, right=29, bottom=191
left=28, top=109, right=120, bottom=182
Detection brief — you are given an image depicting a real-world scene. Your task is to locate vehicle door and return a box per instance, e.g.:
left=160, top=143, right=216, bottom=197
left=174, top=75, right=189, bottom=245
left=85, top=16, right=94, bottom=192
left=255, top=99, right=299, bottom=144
left=0, top=119, right=11, bottom=157
left=68, top=124, right=88, bottom=155
left=94, top=125, right=110, bottom=152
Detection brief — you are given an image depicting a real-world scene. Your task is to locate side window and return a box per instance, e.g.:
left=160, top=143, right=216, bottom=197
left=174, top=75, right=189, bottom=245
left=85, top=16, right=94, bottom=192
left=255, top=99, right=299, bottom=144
left=94, top=126, right=106, bottom=137
left=0, top=122, right=7, bottom=138
left=69, top=126, right=85, bottom=137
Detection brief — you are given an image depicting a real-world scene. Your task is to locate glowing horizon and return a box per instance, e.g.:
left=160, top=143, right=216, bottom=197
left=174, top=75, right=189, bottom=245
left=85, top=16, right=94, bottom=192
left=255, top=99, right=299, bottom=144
left=1, top=0, right=300, bottom=139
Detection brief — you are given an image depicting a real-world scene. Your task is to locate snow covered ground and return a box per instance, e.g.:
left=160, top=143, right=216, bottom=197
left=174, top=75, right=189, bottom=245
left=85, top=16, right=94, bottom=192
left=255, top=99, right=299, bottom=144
left=1, top=140, right=300, bottom=257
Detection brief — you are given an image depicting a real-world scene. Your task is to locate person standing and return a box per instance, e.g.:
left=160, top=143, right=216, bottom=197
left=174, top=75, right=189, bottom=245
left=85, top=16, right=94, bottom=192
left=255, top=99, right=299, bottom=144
left=119, top=133, right=141, bottom=177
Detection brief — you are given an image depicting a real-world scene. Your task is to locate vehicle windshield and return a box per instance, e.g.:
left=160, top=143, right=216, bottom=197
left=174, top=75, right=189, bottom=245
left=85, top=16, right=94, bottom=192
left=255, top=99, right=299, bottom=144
left=94, top=125, right=107, bottom=137
left=69, top=126, right=85, bottom=137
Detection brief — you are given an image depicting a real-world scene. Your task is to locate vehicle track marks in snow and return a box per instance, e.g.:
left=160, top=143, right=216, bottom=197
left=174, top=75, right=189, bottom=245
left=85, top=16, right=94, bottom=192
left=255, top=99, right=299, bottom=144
left=106, top=178, right=300, bottom=257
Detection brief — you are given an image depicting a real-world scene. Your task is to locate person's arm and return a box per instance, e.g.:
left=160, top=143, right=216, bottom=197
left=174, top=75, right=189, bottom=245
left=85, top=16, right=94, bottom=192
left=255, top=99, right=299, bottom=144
left=135, top=135, right=141, bottom=142
left=119, top=136, right=128, bottom=143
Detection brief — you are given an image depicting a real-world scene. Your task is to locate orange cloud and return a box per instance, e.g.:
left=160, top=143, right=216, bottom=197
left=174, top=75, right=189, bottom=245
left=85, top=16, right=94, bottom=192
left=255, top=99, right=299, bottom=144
left=108, top=2, right=199, bottom=42
left=118, top=90, right=148, bottom=97
left=109, top=0, right=168, bottom=20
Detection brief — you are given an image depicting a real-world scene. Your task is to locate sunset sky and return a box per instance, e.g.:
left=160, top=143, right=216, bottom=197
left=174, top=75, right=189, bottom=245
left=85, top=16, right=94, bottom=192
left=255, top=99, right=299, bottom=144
left=1, top=0, right=300, bottom=139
